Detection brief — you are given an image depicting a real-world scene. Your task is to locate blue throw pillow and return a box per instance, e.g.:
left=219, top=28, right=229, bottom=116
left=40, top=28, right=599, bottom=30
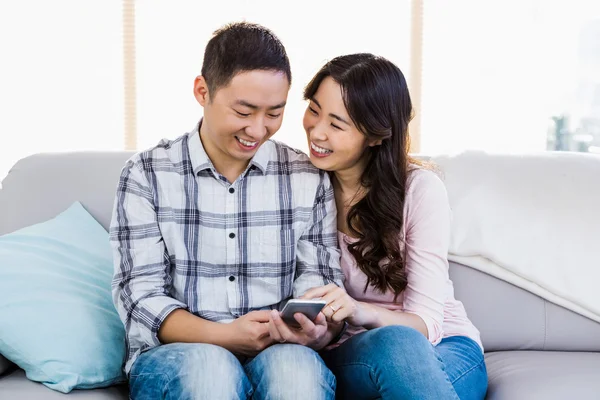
left=0, top=202, right=125, bottom=393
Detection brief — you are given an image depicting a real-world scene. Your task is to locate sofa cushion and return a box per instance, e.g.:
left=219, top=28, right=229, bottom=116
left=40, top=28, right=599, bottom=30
left=484, top=351, right=600, bottom=399
left=0, top=370, right=127, bottom=400
left=0, top=202, right=126, bottom=392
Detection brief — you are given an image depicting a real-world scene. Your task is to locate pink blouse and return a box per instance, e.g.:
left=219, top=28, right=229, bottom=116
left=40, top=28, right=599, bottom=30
left=336, top=168, right=482, bottom=350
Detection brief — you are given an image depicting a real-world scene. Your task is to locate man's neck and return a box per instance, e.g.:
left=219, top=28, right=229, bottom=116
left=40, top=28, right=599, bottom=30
left=199, top=128, right=249, bottom=184
left=213, top=158, right=248, bottom=184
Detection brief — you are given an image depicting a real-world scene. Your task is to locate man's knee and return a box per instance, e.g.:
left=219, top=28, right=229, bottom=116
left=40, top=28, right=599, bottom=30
left=248, top=344, right=335, bottom=400
left=130, top=343, right=250, bottom=399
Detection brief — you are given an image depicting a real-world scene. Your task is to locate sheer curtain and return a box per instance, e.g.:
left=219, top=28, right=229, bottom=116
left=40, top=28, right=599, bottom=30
left=0, top=1, right=123, bottom=182
left=134, top=0, right=413, bottom=153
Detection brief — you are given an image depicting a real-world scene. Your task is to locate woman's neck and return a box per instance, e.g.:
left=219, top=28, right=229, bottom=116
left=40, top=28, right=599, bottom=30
left=332, top=168, right=362, bottom=197
left=332, top=162, right=368, bottom=235
left=332, top=153, right=370, bottom=196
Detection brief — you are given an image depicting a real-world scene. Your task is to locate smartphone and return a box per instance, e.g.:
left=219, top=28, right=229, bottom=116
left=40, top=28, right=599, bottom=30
left=280, top=299, right=327, bottom=327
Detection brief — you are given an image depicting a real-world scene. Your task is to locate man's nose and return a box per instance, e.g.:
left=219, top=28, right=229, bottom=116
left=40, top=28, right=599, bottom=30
left=245, top=116, right=267, bottom=140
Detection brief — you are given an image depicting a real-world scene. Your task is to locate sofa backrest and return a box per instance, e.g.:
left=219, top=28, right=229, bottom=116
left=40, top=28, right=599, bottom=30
left=0, top=152, right=134, bottom=234
left=1, top=151, right=599, bottom=353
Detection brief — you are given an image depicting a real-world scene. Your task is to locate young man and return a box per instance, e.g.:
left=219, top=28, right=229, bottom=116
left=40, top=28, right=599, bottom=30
left=110, top=22, right=344, bottom=399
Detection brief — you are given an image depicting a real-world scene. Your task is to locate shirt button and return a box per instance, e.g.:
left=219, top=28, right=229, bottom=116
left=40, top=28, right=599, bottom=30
left=229, top=232, right=235, bottom=239
left=229, top=276, right=235, bottom=282
left=229, top=187, right=235, bottom=194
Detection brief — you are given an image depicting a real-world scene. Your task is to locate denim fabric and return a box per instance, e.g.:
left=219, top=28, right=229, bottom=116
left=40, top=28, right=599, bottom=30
left=129, top=342, right=335, bottom=400
left=321, top=326, right=487, bottom=400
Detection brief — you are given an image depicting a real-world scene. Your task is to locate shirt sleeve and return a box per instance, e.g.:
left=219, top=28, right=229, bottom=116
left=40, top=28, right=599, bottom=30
left=110, top=158, right=187, bottom=349
left=401, top=170, right=452, bottom=345
left=293, top=171, right=344, bottom=298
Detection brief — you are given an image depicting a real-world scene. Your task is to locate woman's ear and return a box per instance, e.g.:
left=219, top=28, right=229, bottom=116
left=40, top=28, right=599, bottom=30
left=193, top=76, right=210, bottom=107
left=369, top=138, right=383, bottom=147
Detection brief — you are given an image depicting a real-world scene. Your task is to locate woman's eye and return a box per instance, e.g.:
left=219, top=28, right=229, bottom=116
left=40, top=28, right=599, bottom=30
left=331, top=123, right=342, bottom=130
left=308, top=107, right=318, bottom=115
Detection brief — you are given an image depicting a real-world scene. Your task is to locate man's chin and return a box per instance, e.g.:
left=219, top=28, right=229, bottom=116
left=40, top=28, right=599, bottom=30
left=228, top=146, right=258, bottom=162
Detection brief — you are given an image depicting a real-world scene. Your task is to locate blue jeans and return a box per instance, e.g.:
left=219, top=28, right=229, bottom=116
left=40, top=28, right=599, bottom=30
left=321, top=326, right=488, bottom=400
left=129, top=342, right=336, bottom=400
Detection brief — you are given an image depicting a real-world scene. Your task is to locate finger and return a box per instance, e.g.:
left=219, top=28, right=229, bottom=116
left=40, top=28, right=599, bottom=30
left=301, top=286, right=329, bottom=299
left=330, top=307, right=351, bottom=323
left=328, top=298, right=355, bottom=323
left=321, top=294, right=345, bottom=319
left=272, top=310, right=304, bottom=343
left=294, top=312, right=317, bottom=336
left=321, top=298, right=340, bottom=319
left=301, top=283, right=338, bottom=299
left=257, top=322, right=272, bottom=339
left=268, top=313, right=285, bottom=343
left=313, top=311, right=327, bottom=327
left=247, top=310, right=274, bottom=322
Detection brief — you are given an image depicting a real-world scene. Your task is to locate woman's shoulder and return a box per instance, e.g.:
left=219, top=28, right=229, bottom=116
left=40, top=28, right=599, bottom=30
left=402, top=165, right=451, bottom=234
left=406, top=165, right=446, bottom=197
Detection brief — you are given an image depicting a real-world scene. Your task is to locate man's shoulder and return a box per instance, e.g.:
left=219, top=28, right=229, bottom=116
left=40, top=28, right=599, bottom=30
left=125, top=133, right=189, bottom=171
left=263, top=140, right=332, bottom=197
left=267, top=140, right=319, bottom=172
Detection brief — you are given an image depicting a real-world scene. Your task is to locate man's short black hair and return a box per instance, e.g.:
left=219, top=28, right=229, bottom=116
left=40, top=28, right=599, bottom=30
left=201, top=22, right=292, bottom=96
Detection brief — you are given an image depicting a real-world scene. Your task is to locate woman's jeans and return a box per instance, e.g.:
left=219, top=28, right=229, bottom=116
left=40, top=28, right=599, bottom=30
left=129, top=342, right=335, bottom=400
left=321, top=325, right=488, bottom=400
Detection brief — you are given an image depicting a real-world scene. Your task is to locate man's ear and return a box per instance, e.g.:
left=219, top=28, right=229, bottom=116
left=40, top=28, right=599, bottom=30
left=193, top=76, right=210, bottom=107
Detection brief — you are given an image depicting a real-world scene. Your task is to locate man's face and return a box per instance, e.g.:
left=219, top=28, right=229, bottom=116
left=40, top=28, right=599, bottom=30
left=195, top=70, right=290, bottom=169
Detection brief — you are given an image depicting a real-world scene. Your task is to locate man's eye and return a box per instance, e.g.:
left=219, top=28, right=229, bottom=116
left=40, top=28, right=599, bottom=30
left=236, top=111, right=250, bottom=117
left=268, top=113, right=281, bottom=118
left=308, top=107, right=318, bottom=115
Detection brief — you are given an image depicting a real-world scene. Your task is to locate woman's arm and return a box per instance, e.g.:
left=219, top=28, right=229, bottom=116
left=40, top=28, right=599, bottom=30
left=395, top=170, right=452, bottom=343
left=358, top=302, right=428, bottom=336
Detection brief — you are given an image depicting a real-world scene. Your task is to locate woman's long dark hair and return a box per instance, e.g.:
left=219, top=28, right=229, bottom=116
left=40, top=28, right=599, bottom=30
left=304, top=53, right=416, bottom=298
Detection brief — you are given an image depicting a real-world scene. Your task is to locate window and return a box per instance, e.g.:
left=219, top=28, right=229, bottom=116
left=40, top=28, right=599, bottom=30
left=421, top=0, right=600, bottom=154
left=0, top=1, right=123, bottom=182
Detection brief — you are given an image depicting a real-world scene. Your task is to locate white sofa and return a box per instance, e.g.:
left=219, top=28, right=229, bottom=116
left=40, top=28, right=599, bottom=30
left=1, top=151, right=599, bottom=399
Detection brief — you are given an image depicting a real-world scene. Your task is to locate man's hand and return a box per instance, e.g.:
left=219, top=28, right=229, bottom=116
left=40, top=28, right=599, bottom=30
left=225, top=310, right=276, bottom=357
left=267, top=309, right=337, bottom=350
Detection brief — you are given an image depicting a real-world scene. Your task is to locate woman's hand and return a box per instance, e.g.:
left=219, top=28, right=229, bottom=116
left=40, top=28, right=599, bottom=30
left=302, top=284, right=377, bottom=327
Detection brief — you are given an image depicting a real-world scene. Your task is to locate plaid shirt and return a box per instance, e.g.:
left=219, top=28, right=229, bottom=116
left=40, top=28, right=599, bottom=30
left=110, top=124, right=343, bottom=373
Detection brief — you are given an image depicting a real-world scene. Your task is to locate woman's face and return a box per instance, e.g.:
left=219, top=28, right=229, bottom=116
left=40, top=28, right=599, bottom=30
left=303, top=77, right=374, bottom=173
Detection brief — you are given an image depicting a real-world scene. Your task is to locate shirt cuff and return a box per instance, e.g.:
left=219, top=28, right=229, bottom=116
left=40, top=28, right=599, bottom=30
left=405, top=311, right=443, bottom=345
left=140, top=296, right=188, bottom=346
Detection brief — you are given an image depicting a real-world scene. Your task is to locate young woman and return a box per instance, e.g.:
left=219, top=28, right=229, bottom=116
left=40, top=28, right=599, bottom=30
left=301, top=53, right=488, bottom=399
